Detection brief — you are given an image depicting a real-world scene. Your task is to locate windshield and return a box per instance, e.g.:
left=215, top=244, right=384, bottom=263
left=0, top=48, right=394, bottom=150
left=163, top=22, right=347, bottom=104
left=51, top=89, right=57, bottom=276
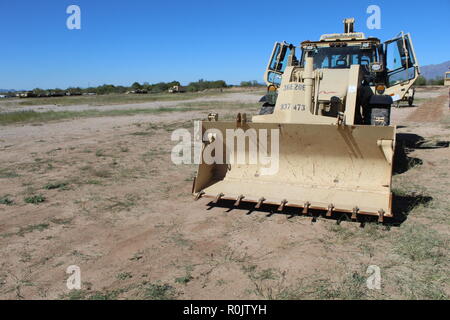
left=301, top=46, right=378, bottom=69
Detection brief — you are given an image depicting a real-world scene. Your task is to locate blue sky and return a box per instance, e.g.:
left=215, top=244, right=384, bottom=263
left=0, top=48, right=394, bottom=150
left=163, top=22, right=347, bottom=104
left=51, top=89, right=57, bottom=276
left=0, top=0, right=449, bottom=90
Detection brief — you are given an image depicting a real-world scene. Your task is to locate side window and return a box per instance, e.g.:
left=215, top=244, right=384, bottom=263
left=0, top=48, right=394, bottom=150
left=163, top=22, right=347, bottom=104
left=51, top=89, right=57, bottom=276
left=278, top=46, right=290, bottom=72
left=386, top=41, right=403, bottom=72
left=267, top=72, right=283, bottom=86
left=388, top=67, right=416, bottom=86
left=266, top=42, right=292, bottom=85
left=386, top=34, right=416, bottom=86
left=268, top=43, right=290, bottom=73
left=269, top=44, right=282, bottom=70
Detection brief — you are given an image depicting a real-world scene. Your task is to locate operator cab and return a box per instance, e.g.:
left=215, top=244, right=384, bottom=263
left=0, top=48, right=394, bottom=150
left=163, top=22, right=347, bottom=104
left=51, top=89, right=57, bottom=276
left=264, top=36, right=384, bottom=88
left=299, top=38, right=383, bottom=87
left=261, top=18, right=419, bottom=124
left=299, top=41, right=381, bottom=70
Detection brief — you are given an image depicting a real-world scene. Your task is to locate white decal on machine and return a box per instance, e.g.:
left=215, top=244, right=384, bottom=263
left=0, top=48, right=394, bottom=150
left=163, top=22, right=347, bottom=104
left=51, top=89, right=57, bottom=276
left=283, top=84, right=306, bottom=91
left=280, top=104, right=306, bottom=111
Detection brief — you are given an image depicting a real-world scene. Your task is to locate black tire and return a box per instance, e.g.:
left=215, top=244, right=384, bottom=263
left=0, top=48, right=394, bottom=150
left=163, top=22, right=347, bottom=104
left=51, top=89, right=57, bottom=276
left=370, top=106, right=391, bottom=126
left=258, top=103, right=275, bottom=115
left=408, top=97, right=413, bottom=106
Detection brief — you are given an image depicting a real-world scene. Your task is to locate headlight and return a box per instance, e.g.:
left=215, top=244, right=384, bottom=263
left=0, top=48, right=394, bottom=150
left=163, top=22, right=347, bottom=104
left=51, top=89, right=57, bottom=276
left=303, top=44, right=316, bottom=51
left=370, top=63, right=382, bottom=72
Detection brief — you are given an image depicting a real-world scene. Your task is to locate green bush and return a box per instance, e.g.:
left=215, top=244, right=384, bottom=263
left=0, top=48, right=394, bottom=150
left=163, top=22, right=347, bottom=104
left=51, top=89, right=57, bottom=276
left=240, top=80, right=262, bottom=87
left=24, top=194, right=46, bottom=204
left=0, top=196, right=13, bottom=205
left=414, top=76, right=427, bottom=86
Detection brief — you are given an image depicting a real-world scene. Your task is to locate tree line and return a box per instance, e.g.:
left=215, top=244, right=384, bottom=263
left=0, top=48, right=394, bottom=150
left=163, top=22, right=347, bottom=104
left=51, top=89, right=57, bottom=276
left=414, top=76, right=445, bottom=86
left=8, top=79, right=264, bottom=97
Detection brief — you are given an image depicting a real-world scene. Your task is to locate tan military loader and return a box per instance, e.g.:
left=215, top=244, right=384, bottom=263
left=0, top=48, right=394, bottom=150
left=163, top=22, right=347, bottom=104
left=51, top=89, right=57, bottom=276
left=192, top=18, right=420, bottom=221
left=445, top=71, right=450, bottom=86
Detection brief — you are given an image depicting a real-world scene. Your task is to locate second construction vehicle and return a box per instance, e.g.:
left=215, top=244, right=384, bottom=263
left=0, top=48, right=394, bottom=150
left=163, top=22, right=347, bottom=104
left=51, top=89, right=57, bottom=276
left=193, top=18, right=420, bottom=221
left=445, top=71, right=450, bottom=86
left=168, top=85, right=186, bottom=93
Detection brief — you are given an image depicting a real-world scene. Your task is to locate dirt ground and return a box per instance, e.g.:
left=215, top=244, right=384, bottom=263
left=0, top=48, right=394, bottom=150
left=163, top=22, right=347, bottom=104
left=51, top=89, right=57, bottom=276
left=0, top=88, right=448, bottom=300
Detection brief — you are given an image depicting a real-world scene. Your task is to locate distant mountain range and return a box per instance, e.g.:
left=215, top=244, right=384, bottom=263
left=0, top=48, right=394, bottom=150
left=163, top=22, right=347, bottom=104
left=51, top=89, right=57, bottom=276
left=419, top=60, right=450, bottom=80
left=0, top=89, right=19, bottom=93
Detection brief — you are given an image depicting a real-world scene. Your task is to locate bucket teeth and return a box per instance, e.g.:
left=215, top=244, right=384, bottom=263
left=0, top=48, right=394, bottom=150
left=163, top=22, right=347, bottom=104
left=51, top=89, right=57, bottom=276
left=278, top=199, right=288, bottom=211
left=326, top=204, right=334, bottom=217
left=241, top=113, right=247, bottom=124
left=235, top=113, right=241, bottom=124
left=378, top=209, right=385, bottom=223
left=213, top=193, right=224, bottom=204
left=302, top=202, right=311, bottom=214
left=255, top=197, right=266, bottom=209
left=195, top=191, right=205, bottom=201
left=234, top=195, right=245, bottom=206
left=351, top=207, right=359, bottom=220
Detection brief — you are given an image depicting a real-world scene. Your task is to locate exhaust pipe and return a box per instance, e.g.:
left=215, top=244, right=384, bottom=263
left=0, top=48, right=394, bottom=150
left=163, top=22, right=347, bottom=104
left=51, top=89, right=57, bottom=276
left=343, top=18, right=355, bottom=33
left=303, top=55, right=314, bottom=112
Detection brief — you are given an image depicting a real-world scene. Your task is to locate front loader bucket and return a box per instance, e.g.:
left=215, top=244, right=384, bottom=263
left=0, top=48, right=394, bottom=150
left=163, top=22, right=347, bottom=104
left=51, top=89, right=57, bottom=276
left=193, top=121, right=396, bottom=219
